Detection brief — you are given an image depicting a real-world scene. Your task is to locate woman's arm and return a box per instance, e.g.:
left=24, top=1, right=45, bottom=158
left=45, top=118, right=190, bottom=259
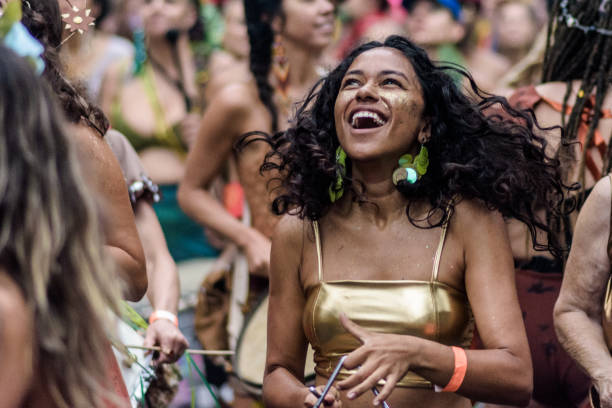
left=554, top=177, right=612, bottom=404
left=178, top=83, right=270, bottom=278
left=105, top=129, right=187, bottom=362
left=135, top=201, right=189, bottom=363
left=338, top=201, right=532, bottom=406
left=72, top=125, right=147, bottom=301
left=263, top=216, right=340, bottom=408
left=0, top=271, right=33, bottom=408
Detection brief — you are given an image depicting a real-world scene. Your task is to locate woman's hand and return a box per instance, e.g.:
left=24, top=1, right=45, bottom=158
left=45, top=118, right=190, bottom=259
left=303, top=385, right=342, bottom=407
left=241, top=228, right=271, bottom=278
left=143, top=319, right=189, bottom=364
left=180, top=113, right=202, bottom=148
left=337, top=314, right=413, bottom=405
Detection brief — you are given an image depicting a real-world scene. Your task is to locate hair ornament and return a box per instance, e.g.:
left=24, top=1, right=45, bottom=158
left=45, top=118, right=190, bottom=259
left=59, top=0, right=95, bottom=46
left=559, top=0, right=612, bottom=36
left=0, top=0, right=45, bottom=74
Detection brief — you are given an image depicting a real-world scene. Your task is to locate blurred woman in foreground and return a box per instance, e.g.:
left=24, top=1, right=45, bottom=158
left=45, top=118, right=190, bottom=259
left=0, top=44, right=121, bottom=408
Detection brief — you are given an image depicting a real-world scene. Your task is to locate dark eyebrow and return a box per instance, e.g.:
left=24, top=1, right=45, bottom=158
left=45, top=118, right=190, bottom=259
left=345, top=70, right=364, bottom=76
left=344, top=69, right=409, bottom=82
left=379, top=70, right=409, bottom=81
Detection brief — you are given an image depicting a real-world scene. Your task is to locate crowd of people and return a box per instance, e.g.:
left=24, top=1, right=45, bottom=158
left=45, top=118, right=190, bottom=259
left=0, top=0, right=611, bottom=407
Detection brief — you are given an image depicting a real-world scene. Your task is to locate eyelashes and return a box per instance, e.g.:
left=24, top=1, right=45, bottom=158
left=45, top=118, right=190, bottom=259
left=341, top=77, right=406, bottom=90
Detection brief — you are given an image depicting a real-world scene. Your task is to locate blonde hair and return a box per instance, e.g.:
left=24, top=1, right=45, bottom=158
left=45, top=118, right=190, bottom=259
left=0, top=45, right=121, bottom=407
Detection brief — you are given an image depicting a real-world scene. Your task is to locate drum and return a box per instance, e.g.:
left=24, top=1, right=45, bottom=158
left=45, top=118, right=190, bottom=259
left=233, top=294, right=316, bottom=395
left=111, top=318, right=155, bottom=407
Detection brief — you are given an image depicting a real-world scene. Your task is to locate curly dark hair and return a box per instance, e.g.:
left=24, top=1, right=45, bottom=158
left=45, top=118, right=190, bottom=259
left=248, top=35, right=573, bottom=258
left=21, top=0, right=109, bottom=136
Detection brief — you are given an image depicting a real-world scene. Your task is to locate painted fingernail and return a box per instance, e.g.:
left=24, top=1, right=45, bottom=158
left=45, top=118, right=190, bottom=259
left=373, top=400, right=380, bottom=406
left=347, top=392, right=355, bottom=399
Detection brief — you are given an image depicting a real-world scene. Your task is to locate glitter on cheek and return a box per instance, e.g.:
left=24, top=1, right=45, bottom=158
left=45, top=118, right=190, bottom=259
left=379, top=90, right=424, bottom=122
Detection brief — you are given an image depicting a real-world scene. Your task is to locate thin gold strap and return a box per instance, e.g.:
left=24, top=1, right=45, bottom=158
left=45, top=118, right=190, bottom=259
left=431, top=221, right=449, bottom=282
left=313, top=221, right=323, bottom=281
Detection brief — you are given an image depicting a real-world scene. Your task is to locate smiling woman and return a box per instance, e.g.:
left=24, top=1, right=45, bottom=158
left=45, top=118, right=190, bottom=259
left=250, top=35, right=573, bottom=408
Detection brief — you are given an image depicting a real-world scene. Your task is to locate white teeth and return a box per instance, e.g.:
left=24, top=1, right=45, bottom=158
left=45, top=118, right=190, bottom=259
left=351, top=111, right=386, bottom=127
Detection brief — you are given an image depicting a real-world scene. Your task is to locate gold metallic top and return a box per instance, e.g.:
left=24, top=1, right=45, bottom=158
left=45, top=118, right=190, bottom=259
left=303, top=220, right=474, bottom=388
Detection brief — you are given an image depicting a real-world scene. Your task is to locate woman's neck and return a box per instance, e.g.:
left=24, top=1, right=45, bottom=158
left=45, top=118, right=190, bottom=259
left=147, top=34, right=197, bottom=97
left=282, top=40, right=322, bottom=89
left=499, top=46, right=528, bottom=65
left=344, top=160, right=410, bottom=225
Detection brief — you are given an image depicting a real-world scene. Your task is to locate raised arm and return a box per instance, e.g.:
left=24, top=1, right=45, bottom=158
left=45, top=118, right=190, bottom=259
left=554, top=176, right=612, bottom=404
left=178, top=83, right=270, bottom=277
left=72, top=125, right=147, bottom=301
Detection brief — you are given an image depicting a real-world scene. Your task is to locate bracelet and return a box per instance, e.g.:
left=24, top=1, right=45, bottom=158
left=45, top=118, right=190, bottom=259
left=435, top=346, right=467, bottom=393
left=149, top=310, right=178, bottom=327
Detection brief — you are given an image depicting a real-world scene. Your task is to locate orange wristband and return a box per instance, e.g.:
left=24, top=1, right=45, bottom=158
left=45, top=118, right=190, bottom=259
left=149, top=310, right=178, bottom=327
left=439, top=346, right=467, bottom=392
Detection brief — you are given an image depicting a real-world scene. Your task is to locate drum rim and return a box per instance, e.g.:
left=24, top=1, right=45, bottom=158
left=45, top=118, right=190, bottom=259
left=233, top=290, right=316, bottom=390
left=233, top=289, right=268, bottom=388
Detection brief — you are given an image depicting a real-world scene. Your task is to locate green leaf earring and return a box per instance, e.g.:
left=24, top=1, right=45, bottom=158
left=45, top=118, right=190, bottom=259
left=392, top=145, right=429, bottom=186
left=329, top=146, right=347, bottom=203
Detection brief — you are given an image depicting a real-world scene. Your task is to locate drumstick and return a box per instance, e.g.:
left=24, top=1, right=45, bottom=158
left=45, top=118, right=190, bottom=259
left=371, top=386, right=391, bottom=408
left=314, top=355, right=347, bottom=408
left=125, top=345, right=235, bottom=356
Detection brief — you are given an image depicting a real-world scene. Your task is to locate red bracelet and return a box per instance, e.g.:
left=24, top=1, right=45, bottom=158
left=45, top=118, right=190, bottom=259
left=149, top=310, right=178, bottom=327
left=438, top=346, right=467, bottom=393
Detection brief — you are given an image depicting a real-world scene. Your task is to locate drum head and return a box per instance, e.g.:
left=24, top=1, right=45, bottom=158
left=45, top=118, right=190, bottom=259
left=234, top=294, right=316, bottom=394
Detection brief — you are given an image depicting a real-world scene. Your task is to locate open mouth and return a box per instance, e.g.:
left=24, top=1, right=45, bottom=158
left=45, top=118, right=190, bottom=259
left=349, top=110, right=388, bottom=130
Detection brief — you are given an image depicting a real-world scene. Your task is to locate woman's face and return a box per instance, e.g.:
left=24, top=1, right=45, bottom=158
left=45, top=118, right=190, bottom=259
left=141, top=0, right=196, bottom=39
left=223, top=0, right=249, bottom=58
left=495, top=2, right=537, bottom=51
left=405, top=0, right=464, bottom=47
left=280, top=0, right=336, bottom=51
left=334, top=47, right=427, bottom=163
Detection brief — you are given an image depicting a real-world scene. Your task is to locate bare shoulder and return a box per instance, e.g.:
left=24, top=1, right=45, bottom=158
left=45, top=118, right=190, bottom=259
left=451, top=198, right=503, bottom=228
left=589, top=174, right=612, bottom=202
left=70, top=123, right=112, bottom=159
left=69, top=124, right=129, bottom=197
left=272, top=214, right=306, bottom=249
left=579, top=175, right=612, bottom=221
left=0, top=268, right=34, bottom=408
left=212, top=80, right=260, bottom=114
left=0, top=268, right=32, bottom=347
left=535, top=82, right=568, bottom=100
left=206, top=57, right=250, bottom=96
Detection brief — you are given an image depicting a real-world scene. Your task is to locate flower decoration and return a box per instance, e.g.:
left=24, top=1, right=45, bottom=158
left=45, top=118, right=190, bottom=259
left=0, top=0, right=45, bottom=74
left=61, top=1, right=95, bottom=35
